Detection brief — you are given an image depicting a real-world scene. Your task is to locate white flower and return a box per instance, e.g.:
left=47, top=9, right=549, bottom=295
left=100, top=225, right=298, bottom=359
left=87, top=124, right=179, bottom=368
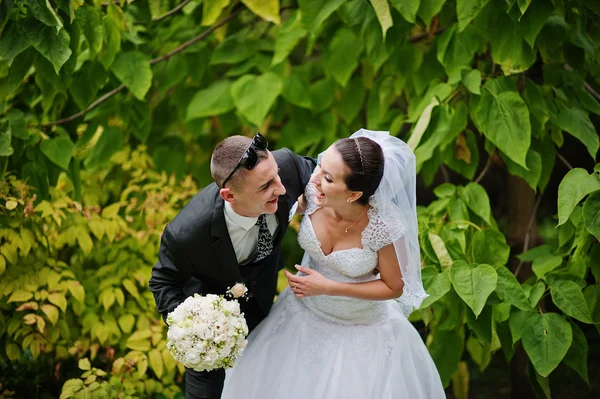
left=229, top=283, right=248, bottom=298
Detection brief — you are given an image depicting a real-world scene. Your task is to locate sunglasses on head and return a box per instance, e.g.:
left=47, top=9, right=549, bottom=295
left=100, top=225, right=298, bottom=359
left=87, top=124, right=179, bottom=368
left=222, top=132, right=269, bottom=188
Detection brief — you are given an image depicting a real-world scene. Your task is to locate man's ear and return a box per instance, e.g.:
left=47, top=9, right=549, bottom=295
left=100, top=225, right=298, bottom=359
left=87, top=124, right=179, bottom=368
left=220, top=188, right=236, bottom=203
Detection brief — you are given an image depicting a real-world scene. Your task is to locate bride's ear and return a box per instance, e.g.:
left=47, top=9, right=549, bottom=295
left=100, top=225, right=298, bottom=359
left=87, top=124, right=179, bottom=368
left=346, top=191, right=363, bottom=203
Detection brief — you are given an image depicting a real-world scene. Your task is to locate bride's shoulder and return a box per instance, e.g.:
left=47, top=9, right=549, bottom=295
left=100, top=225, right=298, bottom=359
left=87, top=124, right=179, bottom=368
left=362, top=205, right=406, bottom=251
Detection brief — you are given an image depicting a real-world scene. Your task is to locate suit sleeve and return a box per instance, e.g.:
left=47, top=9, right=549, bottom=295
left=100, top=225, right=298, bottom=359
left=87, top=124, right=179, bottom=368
left=286, top=149, right=317, bottom=196
left=149, top=223, right=194, bottom=323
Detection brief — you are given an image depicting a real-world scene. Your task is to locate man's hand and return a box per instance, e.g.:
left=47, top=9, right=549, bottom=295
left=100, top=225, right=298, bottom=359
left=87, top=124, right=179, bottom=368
left=284, top=265, right=335, bottom=298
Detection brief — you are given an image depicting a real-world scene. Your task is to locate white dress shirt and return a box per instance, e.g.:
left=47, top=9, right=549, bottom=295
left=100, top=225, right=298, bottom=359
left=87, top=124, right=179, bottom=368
left=223, top=201, right=279, bottom=264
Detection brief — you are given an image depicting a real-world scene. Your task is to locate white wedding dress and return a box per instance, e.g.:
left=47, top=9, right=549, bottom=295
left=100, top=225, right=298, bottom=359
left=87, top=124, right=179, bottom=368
left=221, top=184, right=445, bottom=399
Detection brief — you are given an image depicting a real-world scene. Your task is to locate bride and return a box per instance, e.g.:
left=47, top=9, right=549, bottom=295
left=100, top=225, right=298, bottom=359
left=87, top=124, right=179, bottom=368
left=221, top=129, right=445, bottom=399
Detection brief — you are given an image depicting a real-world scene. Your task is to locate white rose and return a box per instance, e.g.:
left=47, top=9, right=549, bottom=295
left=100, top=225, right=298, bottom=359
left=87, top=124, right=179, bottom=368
left=167, top=326, right=186, bottom=341
left=184, top=351, right=201, bottom=366
left=230, top=283, right=248, bottom=298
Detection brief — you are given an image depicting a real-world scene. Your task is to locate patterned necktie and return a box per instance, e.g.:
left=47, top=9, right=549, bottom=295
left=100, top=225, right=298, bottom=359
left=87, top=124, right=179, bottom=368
left=254, top=214, right=273, bottom=262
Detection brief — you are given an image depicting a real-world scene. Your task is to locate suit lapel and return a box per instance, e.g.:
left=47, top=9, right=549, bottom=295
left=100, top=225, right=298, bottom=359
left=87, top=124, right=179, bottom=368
left=211, top=198, right=244, bottom=282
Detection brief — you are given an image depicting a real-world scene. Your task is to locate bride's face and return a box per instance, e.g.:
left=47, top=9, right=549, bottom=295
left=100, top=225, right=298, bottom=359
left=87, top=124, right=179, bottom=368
left=309, top=146, right=359, bottom=208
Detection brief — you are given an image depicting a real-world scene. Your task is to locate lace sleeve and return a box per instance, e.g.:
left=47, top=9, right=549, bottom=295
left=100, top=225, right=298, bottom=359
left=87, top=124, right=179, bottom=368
left=303, top=183, right=320, bottom=215
left=362, top=206, right=406, bottom=252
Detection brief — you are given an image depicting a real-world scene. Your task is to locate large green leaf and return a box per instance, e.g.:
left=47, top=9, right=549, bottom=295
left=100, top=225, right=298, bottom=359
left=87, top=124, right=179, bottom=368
left=272, top=11, right=307, bottom=66
left=583, top=192, right=600, bottom=241
left=443, top=130, right=479, bottom=180
left=0, top=125, right=13, bottom=156
left=0, top=22, right=30, bottom=63
left=550, top=281, right=594, bottom=323
left=456, top=0, right=488, bottom=32
left=84, top=127, right=124, bottom=169
left=436, top=25, right=481, bottom=78
left=500, top=149, right=542, bottom=190
left=461, top=69, right=481, bottom=94
left=390, top=0, right=420, bottom=23
left=186, top=80, right=235, bottom=121
left=27, top=24, right=72, bottom=74
left=231, top=72, right=283, bottom=126
left=369, top=0, right=393, bottom=39
left=309, top=78, right=336, bottom=113
left=322, top=28, right=363, bottom=87
left=110, top=51, right=152, bottom=100
left=421, top=267, right=452, bottom=308
left=472, top=230, right=510, bottom=267
left=563, top=322, right=589, bottom=384
left=522, top=312, right=572, bottom=377
left=488, top=11, right=536, bottom=74
left=4, top=110, right=29, bottom=140
left=202, top=0, right=231, bottom=25
left=450, top=261, right=498, bottom=317
left=242, top=0, right=280, bottom=24
left=281, top=73, right=312, bottom=110
left=557, top=168, right=600, bottom=226
left=494, top=265, right=531, bottom=311
left=337, top=76, right=366, bottom=124
left=99, top=16, right=121, bottom=69
left=414, top=105, right=453, bottom=171
left=75, top=4, right=104, bottom=56
left=511, top=0, right=554, bottom=48
left=418, top=0, right=447, bottom=26
left=555, top=107, right=599, bottom=160
left=27, top=0, right=63, bottom=27
left=40, top=136, right=74, bottom=170
left=458, top=182, right=491, bottom=224
left=429, top=329, right=463, bottom=387
left=472, top=79, right=531, bottom=167
left=299, top=0, right=345, bottom=32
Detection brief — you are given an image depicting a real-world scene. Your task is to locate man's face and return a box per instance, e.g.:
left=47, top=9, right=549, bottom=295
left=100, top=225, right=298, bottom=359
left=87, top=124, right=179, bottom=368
left=225, top=151, right=286, bottom=217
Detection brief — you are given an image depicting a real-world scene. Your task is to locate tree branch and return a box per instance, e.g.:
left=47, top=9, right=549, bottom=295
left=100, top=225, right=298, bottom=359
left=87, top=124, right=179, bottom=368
left=31, top=7, right=244, bottom=128
left=514, top=194, right=543, bottom=277
left=564, top=64, right=600, bottom=100
left=474, top=152, right=494, bottom=184
left=557, top=152, right=573, bottom=170
left=154, top=0, right=192, bottom=22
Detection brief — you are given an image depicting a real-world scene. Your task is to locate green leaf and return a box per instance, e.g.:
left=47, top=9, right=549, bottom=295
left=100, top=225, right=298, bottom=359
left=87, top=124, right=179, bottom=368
left=458, top=182, right=491, bottom=224
left=149, top=348, right=164, bottom=379
left=0, top=125, right=13, bottom=156
left=414, top=105, right=454, bottom=171
left=110, top=51, right=152, bottom=100
left=272, top=11, right=307, bottom=66
left=407, top=97, right=439, bottom=151
left=512, top=0, right=554, bottom=48
left=532, top=253, right=563, bottom=278
left=527, top=281, right=546, bottom=307
left=443, top=130, right=479, bottom=180
left=48, top=293, right=67, bottom=312
left=517, top=0, right=532, bottom=16
left=466, top=305, right=492, bottom=343
left=390, top=0, right=420, bottom=23
left=461, top=69, right=481, bottom=94
left=456, top=0, right=487, bottom=32
left=421, top=267, right=451, bottom=308
left=472, top=230, right=510, bottom=267
left=429, top=329, right=462, bottom=387
left=281, top=73, right=312, bottom=110
left=472, top=79, right=531, bottom=167
left=369, top=0, right=393, bottom=39
left=437, top=25, right=481, bottom=78
left=434, top=183, right=456, bottom=198
left=337, top=76, right=365, bottom=124
left=500, top=149, right=542, bottom=190
left=555, top=107, right=599, bottom=160
left=231, top=72, right=283, bottom=126
left=494, top=265, right=531, bottom=311
left=186, top=80, right=235, bottom=121
left=522, top=312, right=572, bottom=377
left=563, top=322, right=589, bottom=384
left=550, top=281, right=593, bottom=324
left=7, top=290, right=34, bottom=303
left=428, top=233, right=453, bottom=270
left=28, top=24, right=72, bottom=74
left=84, top=127, right=124, bottom=169
left=0, top=22, right=31, bottom=63
left=99, top=16, right=121, bottom=69
left=118, top=314, right=135, bottom=334
left=418, top=0, right=447, bottom=26
left=210, top=31, right=254, bottom=65
left=241, top=0, right=280, bottom=25
left=4, top=110, right=29, bottom=140
left=40, top=135, right=74, bottom=170
left=78, top=358, right=91, bottom=371
left=202, top=0, right=231, bottom=25
left=27, top=0, right=63, bottom=28
left=450, top=261, right=498, bottom=317
left=583, top=192, right=600, bottom=241
left=75, top=4, right=104, bottom=56
left=488, top=12, right=536, bottom=74
left=322, top=28, right=363, bottom=87
left=41, top=304, right=59, bottom=326
left=22, top=163, right=49, bottom=200
left=299, top=0, right=345, bottom=32
left=557, top=168, right=600, bottom=226
left=67, top=280, right=85, bottom=303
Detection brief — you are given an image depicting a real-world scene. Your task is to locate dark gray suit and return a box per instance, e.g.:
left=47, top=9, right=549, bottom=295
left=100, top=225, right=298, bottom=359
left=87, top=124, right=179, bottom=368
left=149, top=148, right=315, bottom=398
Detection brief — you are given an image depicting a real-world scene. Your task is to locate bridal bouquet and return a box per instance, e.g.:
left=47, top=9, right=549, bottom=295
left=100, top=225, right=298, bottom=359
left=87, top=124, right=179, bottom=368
left=166, top=293, right=249, bottom=371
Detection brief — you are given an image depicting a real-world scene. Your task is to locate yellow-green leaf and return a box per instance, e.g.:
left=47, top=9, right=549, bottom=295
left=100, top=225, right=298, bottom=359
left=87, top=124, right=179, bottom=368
left=126, top=339, right=151, bottom=352
left=79, top=358, right=91, bottom=371
left=76, top=228, right=93, bottom=256
left=162, top=347, right=177, bottom=372
left=8, top=290, right=34, bottom=303
left=41, top=304, right=60, bottom=325
left=6, top=200, right=18, bottom=210
left=369, top=0, right=393, bottom=39
left=122, top=279, right=140, bottom=299
left=1, top=242, right=17, bottom=264
left=88, top=217, right=105, bottom=240
left=241, top=0, right=280, bottom=24
left=6, top=343, right=21, bottom=361
left=101, top=289, right=115, bottom=311
left=118, top=314, right=135, bottom=334
left=101, top=203, right=121, bottom=219
left=127, top=329, right=152, bottom=342
left=0, top=254, right=5, bottom=274
left=48, top=292, right=67, bottom=312
left=68, top=280, right=85, bottom=303
left=148, top=348, right=164, bottom=378
left=36, top=315, right=46, bottom=333
left=202, top=0, right=230, bottom=25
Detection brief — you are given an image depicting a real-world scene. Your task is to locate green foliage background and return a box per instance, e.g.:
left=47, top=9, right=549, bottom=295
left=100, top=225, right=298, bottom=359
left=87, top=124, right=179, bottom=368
left=1, top=0, right=600, bottom=398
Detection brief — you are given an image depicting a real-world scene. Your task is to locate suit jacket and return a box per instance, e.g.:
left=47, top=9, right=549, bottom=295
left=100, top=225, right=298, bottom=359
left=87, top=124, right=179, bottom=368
left=149, top=148, right=315, bottom=326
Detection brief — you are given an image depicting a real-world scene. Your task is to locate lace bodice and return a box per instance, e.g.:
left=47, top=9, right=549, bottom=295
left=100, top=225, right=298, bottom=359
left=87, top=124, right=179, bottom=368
left=296, top=183, right=405, bottom=325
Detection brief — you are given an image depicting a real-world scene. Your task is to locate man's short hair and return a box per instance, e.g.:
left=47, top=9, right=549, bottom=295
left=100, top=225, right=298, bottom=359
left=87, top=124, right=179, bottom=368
left=211, top=135, right=268, bottom=189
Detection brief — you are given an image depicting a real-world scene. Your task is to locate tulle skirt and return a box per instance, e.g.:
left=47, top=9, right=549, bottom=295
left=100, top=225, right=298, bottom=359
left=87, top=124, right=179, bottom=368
left=222, top=288, right=445, bottom=399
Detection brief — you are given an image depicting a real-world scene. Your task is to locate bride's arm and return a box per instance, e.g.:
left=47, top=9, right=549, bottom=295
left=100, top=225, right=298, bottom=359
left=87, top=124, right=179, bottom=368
left=284, top=243, right=405, bottom=300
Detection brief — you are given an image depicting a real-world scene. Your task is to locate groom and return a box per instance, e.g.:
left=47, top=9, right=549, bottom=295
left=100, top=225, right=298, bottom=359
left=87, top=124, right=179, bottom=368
left=149, top=133, right=315, bottom=399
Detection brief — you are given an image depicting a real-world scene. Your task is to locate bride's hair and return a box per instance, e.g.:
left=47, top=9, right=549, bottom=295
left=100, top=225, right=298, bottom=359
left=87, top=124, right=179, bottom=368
left=334, top=137, right=384, bottom=205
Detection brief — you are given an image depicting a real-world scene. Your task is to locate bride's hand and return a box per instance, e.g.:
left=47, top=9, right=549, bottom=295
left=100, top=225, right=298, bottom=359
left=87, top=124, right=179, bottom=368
left=284, top=265, right=334, bottom=298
